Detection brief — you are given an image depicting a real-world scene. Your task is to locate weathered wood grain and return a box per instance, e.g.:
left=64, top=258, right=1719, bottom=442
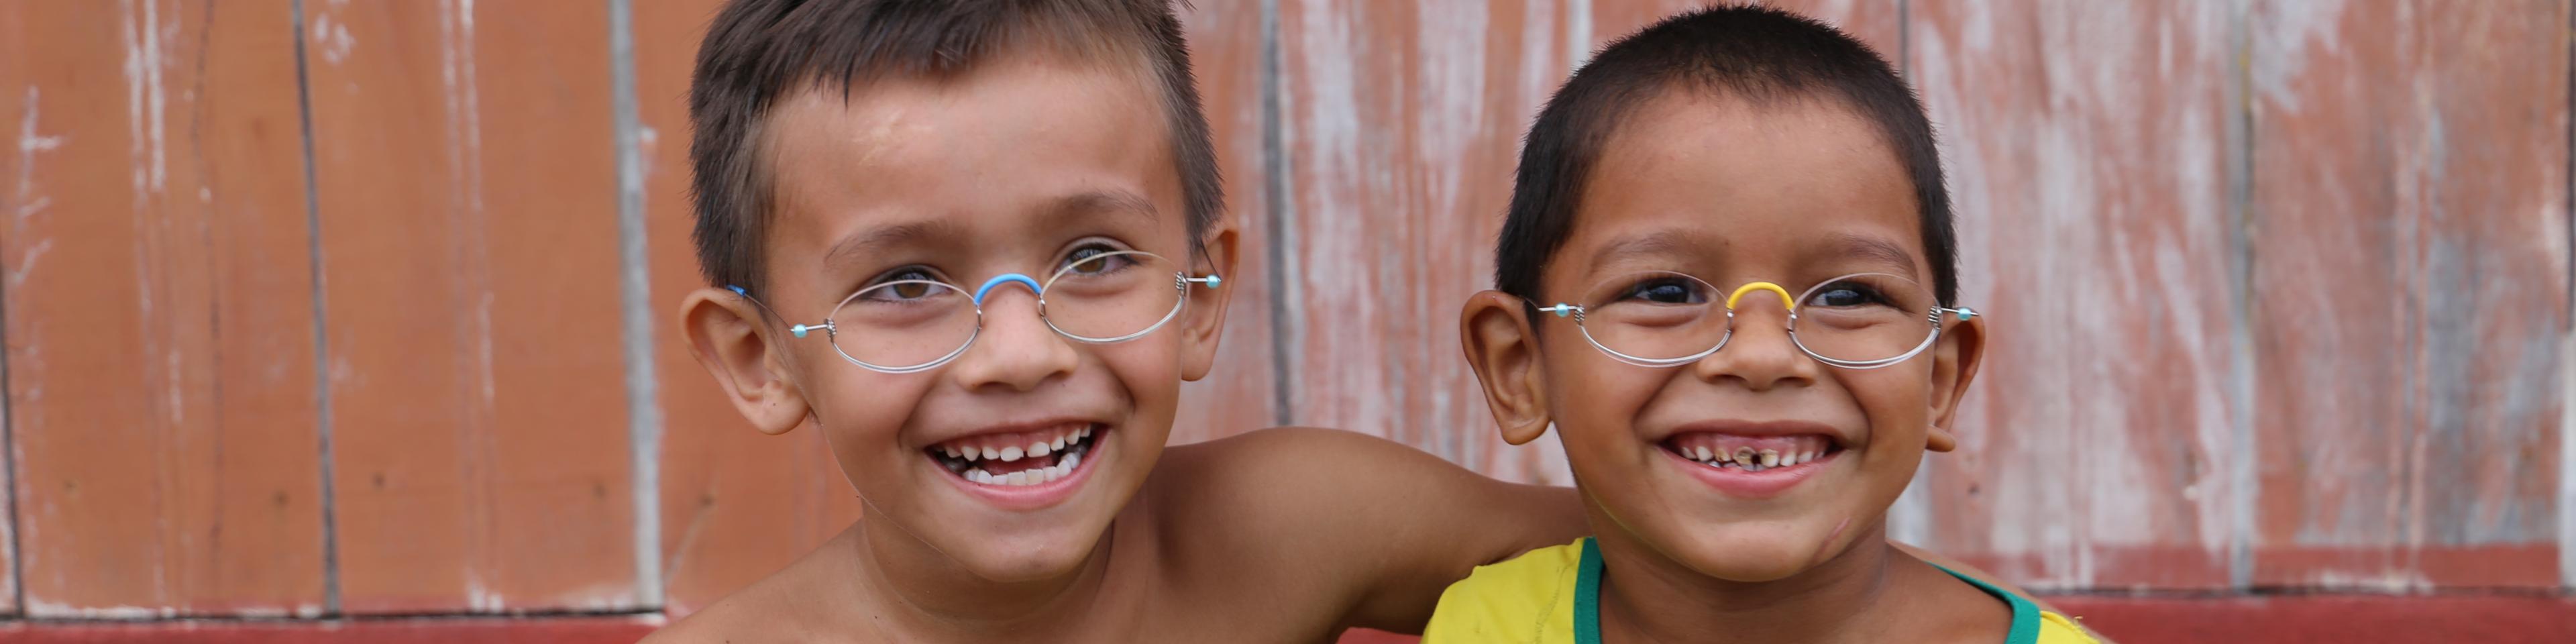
left=1910, top=0, right=2243, bottom=589
left=305, top=0, right=637, bottom=612
left=0, top=0, right=326, bottom=616
left=1274, top=0, right=1579, bottom=484
left=2246, top=0, right=2569, bottom=589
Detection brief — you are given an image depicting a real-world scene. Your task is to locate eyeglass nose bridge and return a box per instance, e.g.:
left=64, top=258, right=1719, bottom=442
left=1724, top=281, right=1796, bottom=313
left=973, top=273, right=1044, bottom=306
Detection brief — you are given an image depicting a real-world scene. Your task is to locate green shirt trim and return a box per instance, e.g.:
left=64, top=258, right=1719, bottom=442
left=1570, top=539, right=2039, bottom=644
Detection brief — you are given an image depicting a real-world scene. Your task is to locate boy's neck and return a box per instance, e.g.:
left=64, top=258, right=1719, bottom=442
left=844, top=504, right=1142, bottom=639
left=1592, top=525, right=1917, bottom=643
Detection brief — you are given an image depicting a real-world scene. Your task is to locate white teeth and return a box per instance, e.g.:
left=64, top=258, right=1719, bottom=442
left=963, top=449, right=1091, bottom=486
left=1760, top=450, right=1780, bottom=467
left=1780, top=452, right=1800, bottom=466
left=1052, top=435, right=1069, bottom=451
left=1000, top=446, right=1024, bottom=462
left=978, top=446, right=998, bottom=460
left=1027, top=442, right=1051, bottom=458
left=945, top=445, right=964, bottom=459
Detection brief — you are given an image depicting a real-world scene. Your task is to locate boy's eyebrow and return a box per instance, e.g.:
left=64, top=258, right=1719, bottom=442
left=1817, top=233, right=1921, bottom=276
left=820, top=191, right=1159, bottom=272
left=1586, top=231, right=1705, bottom=274
left=823, top=217, right=971, bottom=272
left=1045, top=189, right=1161, bottom=225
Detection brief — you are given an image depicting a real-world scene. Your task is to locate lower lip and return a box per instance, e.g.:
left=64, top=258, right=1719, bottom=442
left=1662, top=445, right=1837, bottom=499
left=934, top=427, right=1107, bottom=512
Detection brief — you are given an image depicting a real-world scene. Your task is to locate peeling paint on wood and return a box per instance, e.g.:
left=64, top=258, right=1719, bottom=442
left=2247, top=0, right=2570, bottom=589
left=1911, top=0, right=2243, bottom=590
left=1275, top=0, right=1577, bottom=484
left=0, top=0, right=2571, bottom=625
left=0, top=0, right=327, bottom=615
left=303, top=0, right=637, bottom=612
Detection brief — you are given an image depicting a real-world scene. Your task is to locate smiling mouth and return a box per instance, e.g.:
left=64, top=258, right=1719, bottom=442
left=926, top=423, right=1104, bottom=487
left=1661, top=432, right=1839, bottom=473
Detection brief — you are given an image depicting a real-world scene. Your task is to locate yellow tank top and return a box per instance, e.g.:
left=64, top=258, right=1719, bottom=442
left=1422, top=538, right=2100, bottom=644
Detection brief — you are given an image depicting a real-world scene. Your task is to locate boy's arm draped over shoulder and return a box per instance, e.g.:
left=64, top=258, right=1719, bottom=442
left=1158, top=427, right=1587, bottom=635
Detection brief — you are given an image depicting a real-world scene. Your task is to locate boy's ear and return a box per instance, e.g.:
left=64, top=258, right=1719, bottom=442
left=1178, top=223, right=1240, bottom=382
left=1925, top=313, right=1985, bottom=453
left=680, top=287, right=812, bottom=435
left=1460, top=290, right=1552, bottom=445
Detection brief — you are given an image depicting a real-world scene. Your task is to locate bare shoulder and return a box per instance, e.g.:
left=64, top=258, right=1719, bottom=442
left=1155, top=427, right=1578, bottom=542
left=1153, top=427, right=1493, bottom=526
left=642, top=529, right=873, bottom=644
left=1160, top=426, right=1442, bottom=484
left=1148, top=427, right=1587, bottom=633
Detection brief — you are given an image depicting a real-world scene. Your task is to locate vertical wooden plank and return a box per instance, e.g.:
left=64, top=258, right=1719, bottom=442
left=305, top=0, right=636, bottom=612
left=0, top=0, right=325, bottom=616
left=1911, top=0, right=2242, bottom=589
left=636, top=0, right=863, bottom=616
left=1588, top=0, right=1903, bottom=64
left=2247, top=0, right=2570, bottom=589
left=1169, top=0, right=1283, bottom=445
left=1276, top=0, right=1575, bottom=484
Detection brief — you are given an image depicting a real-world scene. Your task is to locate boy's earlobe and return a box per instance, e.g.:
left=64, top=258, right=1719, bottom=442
left=1925, top=315, right=1986, bottom=453
left=680, top=288, right=812, bottom=435
left=1179, top=225, right=1241, bottom=382
left=1460, top=290, right=1552, bottom=445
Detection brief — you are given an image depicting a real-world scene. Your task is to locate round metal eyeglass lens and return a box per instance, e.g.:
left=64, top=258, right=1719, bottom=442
left=826, top=279, right=979, bottom=370
left=1572, top=270, right=1732, bottom=364
left=1039, top=250, right=1187, bottom=343
left=1788, top=272, right=1939, bottom=365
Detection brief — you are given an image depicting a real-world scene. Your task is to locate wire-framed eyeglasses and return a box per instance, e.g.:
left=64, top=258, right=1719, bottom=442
left=730, top=249, right=1220, bottom=374
left=1534, top=272, right=1976, bottom=369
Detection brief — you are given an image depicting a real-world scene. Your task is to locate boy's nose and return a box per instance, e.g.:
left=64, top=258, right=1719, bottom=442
left=1694, top=286, right=1816, bottom=390
left=947, top=284, right=1077, bottom=392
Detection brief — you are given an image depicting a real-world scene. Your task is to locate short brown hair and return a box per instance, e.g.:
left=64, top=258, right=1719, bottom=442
left=690, top=0, right=1221, bottom=292
left=1497, top=5, right=1955, bottom=308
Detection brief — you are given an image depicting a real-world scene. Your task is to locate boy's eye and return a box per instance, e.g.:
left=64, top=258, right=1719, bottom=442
left=1061, top=244, right=1136, bottom=276
left=883, top=282, right=932, bottom=300
left=859, top=268, right=944, bottom=301
left=1619, top=278, right=1708, bottom=305
left=1807, top=282, right=1890, bottom=308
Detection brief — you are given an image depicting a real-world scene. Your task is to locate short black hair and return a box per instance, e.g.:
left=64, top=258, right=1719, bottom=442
left=1494, top=5, right=1954, bottom=308
left=690, top=0, right=1220, bottom=292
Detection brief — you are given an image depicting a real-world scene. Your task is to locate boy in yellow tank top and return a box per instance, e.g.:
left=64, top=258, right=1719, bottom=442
left=1439, top=6, right=2099, bottom=643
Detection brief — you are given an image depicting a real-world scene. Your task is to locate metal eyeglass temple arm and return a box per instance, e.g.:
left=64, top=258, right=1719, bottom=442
left=725, top=284, right=832, bottom=339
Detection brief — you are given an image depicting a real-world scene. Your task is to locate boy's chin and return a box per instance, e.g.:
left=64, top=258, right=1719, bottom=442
left=1645, top=521, right=1856, bottom=584
left=936, top=524, right=1114, bottom=583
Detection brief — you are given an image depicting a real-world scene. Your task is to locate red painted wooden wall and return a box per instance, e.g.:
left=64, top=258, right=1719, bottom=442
left=0, top=0, right=2567, bottom=641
